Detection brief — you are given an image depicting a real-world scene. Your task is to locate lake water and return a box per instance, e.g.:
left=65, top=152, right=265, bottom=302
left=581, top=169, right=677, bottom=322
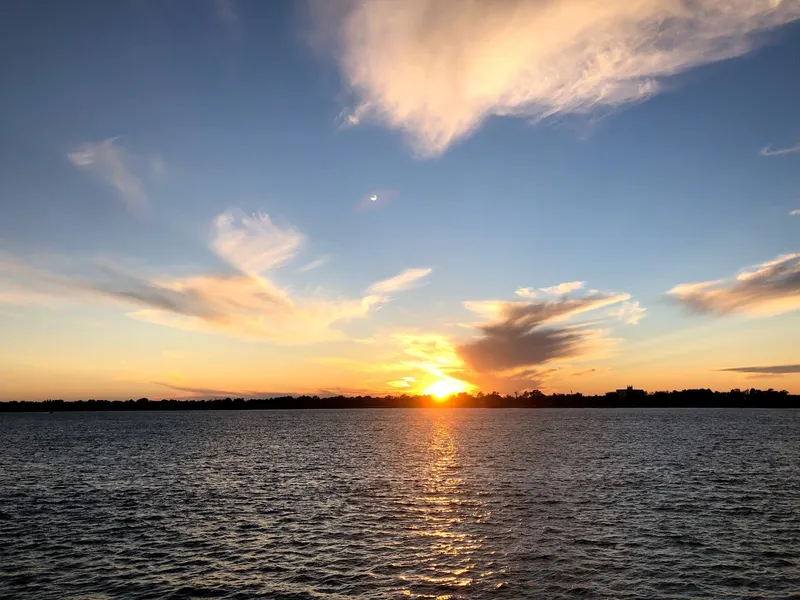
left=1, top=409, right=798, bottom=599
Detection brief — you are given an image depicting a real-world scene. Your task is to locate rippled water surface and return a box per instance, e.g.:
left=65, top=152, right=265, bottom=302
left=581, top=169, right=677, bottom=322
left=1, top=409, right=798, bottom=599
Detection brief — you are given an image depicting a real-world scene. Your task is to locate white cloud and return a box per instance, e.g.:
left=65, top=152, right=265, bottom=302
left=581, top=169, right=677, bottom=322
left=68, top=137, right=149, bottom=213
left=211, top=209, right=305, bottom=276
left=315, top=0, right=800, bottom=156
left=668, top=253, right=800, bottom=316
left=608, top=300, right=647, bottom=325
left=790, top=209, right=800, bottom=216
left=369, top=267, right=432, bottom=295
left=541, top=281, right=585, bottom=295
left=297, top=255, right=331, bottom=272
left=515, top=287, right=537, bottom=299
left=760, top=142, right=800, bottom=157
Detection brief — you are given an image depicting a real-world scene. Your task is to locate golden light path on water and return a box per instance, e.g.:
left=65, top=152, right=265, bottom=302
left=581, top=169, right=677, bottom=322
left=399, top=415, right=506, bottom=596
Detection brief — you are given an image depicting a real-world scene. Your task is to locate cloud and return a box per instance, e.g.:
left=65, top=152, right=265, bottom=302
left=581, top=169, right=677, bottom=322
left=369, top=267, right=432, bottom=295
left=572, top=368, right=597, bottom=377
left=718, top=364, right=800, bottom=374
left=297, top=255, right=331, bottom=272
left=318, top=386, right=377, bottom=397
left=0, top=211, right=428, bottom=344
left=515, top=287, right=537, bottom=299
left=154, top=381, right=291, bottom=398
left=608, top=300, right=647, bottom=324
left=68, top=137, right=149, bottom=213
left=668, top=253, right=800, bottom=317
left=211, top=209, right=304, bottom=276
left=541, top=280, right=585, bottom=295
left=458, top=291, right=629, bottom=375
left=388, top=332, right=478, bottom=393
left=317, top=286, right=631, bottom=396
left=760, top=142, right=800, bottom=157
left=0, top=260, right=380, bottom=344
left=790, top=209, right=800, bottom=216
left=154, top=382, right=241, bottom=397
left=126, top=273, right=384, bottom=344
left=313, top=0, right=800, bottom=156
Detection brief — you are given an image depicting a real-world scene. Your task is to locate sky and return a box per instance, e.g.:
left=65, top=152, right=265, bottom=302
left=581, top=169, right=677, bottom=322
left=0, top=0, right=798, bottom=401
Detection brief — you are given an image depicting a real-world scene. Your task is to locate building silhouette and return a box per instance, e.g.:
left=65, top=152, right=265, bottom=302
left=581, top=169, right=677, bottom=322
left=616, top=385, right=646, bottom=400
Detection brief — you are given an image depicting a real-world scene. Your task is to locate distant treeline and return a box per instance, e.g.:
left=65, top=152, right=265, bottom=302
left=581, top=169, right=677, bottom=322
left=0, top=388, right=797, bottom=411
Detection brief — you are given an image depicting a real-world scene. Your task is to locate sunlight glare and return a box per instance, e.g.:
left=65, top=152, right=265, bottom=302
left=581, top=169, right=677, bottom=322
left=424, top=379, right=467, bottom=401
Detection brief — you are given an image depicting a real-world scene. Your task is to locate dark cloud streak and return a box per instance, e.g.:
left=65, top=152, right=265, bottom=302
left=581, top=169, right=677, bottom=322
left=458, top=294, right=625, bottom=374
left=718, top=365, right=800, bottom=375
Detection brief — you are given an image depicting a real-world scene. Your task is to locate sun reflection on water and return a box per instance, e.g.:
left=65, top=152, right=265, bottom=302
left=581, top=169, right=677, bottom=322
left=400, top=416, right=504, bottom=597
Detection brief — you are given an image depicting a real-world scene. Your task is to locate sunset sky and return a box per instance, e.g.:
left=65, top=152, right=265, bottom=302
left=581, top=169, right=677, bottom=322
left=1, top=0, right=798, bottom=401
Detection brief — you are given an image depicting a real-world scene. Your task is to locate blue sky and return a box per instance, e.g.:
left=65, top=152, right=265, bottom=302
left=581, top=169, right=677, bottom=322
left=1, top=0, right=798, bottom=400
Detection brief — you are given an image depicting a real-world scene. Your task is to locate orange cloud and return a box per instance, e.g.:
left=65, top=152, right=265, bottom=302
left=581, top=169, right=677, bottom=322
left=668, top=253, right=800, bottom=317
left=0, top=210, right=432, bottom=345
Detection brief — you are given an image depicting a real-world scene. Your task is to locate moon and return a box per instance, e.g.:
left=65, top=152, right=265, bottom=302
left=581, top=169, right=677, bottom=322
left=370, top=194, right=378, bottom=201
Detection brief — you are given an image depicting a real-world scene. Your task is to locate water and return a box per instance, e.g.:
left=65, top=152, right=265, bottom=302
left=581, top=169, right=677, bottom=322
left=1, top=409, right=798, bottom=599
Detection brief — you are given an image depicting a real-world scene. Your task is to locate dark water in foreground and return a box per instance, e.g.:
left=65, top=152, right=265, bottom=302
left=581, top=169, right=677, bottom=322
left=1, top=409, right=798, bottom=599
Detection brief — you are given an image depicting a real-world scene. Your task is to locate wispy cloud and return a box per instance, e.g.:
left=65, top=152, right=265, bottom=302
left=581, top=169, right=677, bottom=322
left=760, top=142, right=800, bottom=157
left=515, top=287, right=537, bottom=299
left=318, top=386, right=378, bottom=397
left=369, top=267, right=432, bottom=295
left=68, top=137, right=149, bottom=214
left=313, top=0, right=800, bottom=156
left=541, top=281, right=585, bottom=295
left=572, top=368, right=597, bottom=377
left=718, top=364, right=800, bottom=374
left=212, top=209, right=305, bottom=276
left=297, top=255, right=331, bottom=272
left=668, top=253, right=800, bottom=317
left=154, top=381, right=290, bottom=399
left=154, top=382, right=240, bottom=397
left=608, top=300, right=647, bottom=325
left=0, top=211, right=430, bottom=344
left=790, top=209, right=800, bottom=216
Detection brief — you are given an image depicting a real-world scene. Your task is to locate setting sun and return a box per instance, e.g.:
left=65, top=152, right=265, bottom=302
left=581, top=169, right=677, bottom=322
left=424, top=379, right=467, bottom=401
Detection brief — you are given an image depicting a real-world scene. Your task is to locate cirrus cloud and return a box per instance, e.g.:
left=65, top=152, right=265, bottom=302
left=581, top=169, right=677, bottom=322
left=368, top=267, right=432, bottom=295
left=212, top=209, right=305, bottom=276
left=314, top=0, right=800, bottom=156
left=760, top=142, right=800, bottom=157
left=68, top=137, right=151, bottom=214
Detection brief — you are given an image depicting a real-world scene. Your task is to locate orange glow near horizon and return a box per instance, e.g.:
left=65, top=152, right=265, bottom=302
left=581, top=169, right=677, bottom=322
left=424, top=379, right=468, bottom=401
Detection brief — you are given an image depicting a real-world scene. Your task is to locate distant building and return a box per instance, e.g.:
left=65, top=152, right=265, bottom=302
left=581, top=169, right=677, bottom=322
left=616, top=385, right=646, bottom=399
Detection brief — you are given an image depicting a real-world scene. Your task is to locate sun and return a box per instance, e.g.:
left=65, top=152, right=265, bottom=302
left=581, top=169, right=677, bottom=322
left=424, top=379, right=467, bottom=401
